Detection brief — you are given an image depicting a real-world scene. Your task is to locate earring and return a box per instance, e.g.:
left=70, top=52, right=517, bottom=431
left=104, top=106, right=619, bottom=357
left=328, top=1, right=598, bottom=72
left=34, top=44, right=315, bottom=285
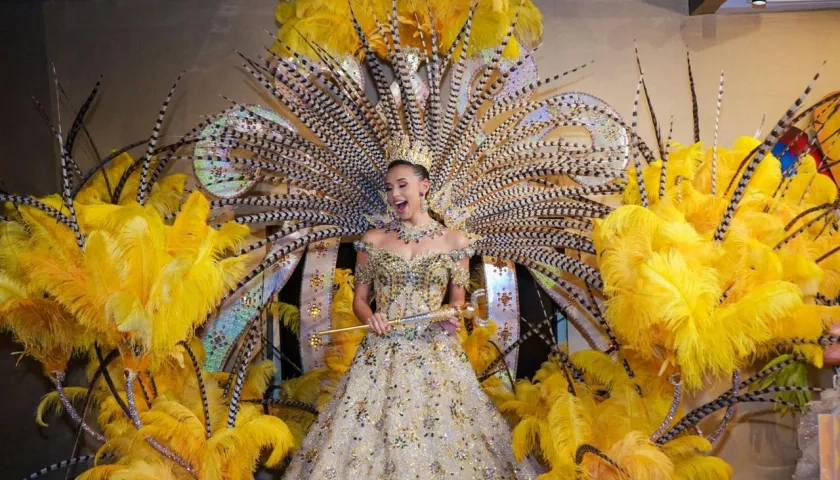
left=420, top=193, right=428, bottom=214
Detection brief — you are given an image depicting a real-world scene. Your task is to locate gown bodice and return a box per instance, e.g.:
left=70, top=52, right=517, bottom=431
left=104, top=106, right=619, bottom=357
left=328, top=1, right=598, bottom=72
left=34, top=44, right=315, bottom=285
left=353, top=240, right=472, bottom=321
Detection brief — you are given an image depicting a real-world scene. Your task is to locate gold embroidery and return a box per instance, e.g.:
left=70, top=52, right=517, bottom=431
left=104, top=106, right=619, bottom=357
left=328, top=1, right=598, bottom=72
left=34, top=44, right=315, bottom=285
left=450, top=263, right=470, bottom=288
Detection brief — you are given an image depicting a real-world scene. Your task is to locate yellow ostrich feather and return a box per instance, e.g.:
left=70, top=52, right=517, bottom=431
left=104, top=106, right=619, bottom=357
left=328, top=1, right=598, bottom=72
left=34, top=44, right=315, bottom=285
left=88, top=349, right=295, bottom=479
left=507, top=353, right=732, bottom=479
left=14, top=195, right=84, bottom=264
left=269, top=300, right=300, bottom=336
left=0, top=220, right=28, bottom=274
left=270, top=0, right=543, bottom=60
left=672, top=455, right=733, bottom=480
left=570, top=350, right=633, bottom=389
left=36, top=386, right=90, bottom=427
left=505, top=360, right=598, bottom=474
left=598, top=136, right=840, bottom=390
left=139, top=400, right=207, bottom=463
left=818, top=240, right=840, bottom=299
left=0, top=271, right=92, bottom=372
left=78, top=458, right=182, bottom=480
left=239, top=360, right=276, bottom=400
left=19, top=191, right=249, bottom=369
left=659, top=436, right=733, bottom=480
left=74, top=152, right=186, bottom=217
left=1, top=170, right=306, bottom=477
left=625, top=142, right=705, bottom=206
left=586, top=430, right=674, bottom=480
left=322, top=268, right=365, bottom=375
left=204, top=413, right=295, bottom=479
left=511, top=415, right=542, bottom=461
left=459, top=322, right=499, bottom=374
left=278, top=368, right=332, bottom=408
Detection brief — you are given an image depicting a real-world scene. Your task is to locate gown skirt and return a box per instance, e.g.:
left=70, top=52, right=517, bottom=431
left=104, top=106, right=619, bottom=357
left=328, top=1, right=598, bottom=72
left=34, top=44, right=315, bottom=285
left=282, top=322, right=539, bottom=479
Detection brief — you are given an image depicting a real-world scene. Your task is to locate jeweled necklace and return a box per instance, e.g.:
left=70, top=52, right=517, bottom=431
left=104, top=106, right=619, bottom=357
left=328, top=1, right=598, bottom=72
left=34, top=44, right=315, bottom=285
left=391, top=220, right=444, bottom=244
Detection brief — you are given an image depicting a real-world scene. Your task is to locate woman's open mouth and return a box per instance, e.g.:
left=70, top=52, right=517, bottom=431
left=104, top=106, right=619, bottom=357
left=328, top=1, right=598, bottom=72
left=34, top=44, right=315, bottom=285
left=394, top=201, right=408, bottom=214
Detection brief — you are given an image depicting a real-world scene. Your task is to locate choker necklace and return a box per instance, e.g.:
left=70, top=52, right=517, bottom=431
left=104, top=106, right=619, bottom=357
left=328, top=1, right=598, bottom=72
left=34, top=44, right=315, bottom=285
left=391, top=220, right=444, bottom=243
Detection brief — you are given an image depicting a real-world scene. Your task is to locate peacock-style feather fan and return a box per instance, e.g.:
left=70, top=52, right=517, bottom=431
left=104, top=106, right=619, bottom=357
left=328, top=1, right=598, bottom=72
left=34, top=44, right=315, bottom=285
left=189, top=0, right=629, bottom=370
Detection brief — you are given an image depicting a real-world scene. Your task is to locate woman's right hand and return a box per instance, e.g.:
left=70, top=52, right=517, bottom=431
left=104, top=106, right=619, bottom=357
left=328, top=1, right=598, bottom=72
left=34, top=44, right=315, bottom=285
left=366, top=312, right=391, bottom=335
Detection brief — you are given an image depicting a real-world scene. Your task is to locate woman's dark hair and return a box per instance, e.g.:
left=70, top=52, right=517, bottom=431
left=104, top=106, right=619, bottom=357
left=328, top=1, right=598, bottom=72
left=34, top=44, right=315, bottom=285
left=386, top=160, right=430, bottom=181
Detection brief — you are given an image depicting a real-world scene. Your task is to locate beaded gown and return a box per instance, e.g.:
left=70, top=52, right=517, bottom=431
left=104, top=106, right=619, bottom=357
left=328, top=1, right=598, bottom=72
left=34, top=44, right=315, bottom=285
left=282, top=240, right=538, bottom=479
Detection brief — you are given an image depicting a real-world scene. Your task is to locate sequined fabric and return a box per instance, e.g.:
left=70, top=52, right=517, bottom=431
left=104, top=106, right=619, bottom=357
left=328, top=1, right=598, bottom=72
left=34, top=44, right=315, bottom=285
left=282, top=243, right=538, bottom=479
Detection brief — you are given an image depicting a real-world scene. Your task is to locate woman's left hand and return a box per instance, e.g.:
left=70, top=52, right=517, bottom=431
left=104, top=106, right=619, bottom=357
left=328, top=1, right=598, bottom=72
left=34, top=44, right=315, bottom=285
left=441, top=316, right=461, bottom=335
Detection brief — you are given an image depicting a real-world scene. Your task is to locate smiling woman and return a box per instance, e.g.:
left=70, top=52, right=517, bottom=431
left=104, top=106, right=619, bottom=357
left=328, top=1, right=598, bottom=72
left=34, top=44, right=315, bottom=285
left=281, top=133, right=543, bottom=477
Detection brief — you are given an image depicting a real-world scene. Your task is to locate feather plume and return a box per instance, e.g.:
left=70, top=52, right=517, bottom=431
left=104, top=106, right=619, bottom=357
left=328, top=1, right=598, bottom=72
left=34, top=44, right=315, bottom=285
left=587, top=431, right=674, bottom=480
left=36, top=386, right=90, bottom=427
left=672, top=455, right=733, bottom=480
left=204, top=415, right=295, bottom=478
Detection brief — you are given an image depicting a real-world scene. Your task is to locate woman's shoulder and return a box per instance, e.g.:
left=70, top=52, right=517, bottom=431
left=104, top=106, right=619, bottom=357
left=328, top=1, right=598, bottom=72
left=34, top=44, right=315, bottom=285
left=361, top=229, right=387, bottom=243
left=443, top=229, right=470, bottom=249
left=443, top=229, right=473, bottom=259
left=355, top=229, right=387, bottom=252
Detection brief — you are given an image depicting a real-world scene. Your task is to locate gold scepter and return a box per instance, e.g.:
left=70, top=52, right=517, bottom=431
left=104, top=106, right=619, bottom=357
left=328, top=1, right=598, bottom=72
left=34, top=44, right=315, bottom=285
left=308, top=289, right=488, bottom=349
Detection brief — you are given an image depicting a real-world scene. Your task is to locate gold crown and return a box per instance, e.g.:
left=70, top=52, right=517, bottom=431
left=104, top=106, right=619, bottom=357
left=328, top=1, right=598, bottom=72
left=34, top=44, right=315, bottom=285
left=384, top=134, right=433, bottom=172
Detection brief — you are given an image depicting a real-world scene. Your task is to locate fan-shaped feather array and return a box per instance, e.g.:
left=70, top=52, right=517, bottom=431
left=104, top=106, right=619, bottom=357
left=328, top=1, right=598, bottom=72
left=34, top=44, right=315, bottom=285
left=194, top=0, right=622, bottom=340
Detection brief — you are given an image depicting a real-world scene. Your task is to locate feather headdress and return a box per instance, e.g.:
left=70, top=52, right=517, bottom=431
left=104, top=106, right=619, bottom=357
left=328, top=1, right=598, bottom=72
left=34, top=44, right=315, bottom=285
left=192, top=0, right=627, bottom=370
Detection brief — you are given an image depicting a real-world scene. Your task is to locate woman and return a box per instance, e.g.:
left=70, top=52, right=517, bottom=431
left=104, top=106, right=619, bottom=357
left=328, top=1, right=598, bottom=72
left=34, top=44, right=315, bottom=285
left=282, top=160, right=539, bottom=479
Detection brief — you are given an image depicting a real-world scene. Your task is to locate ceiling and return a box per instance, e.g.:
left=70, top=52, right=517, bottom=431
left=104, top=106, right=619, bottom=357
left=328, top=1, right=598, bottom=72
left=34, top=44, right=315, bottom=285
left=691, top=0, right=840, bottom=14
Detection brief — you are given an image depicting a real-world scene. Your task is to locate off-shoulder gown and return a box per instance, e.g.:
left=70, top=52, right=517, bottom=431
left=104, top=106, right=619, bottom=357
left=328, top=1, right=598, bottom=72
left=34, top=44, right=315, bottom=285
left=282, top=241, right=538, bottom=479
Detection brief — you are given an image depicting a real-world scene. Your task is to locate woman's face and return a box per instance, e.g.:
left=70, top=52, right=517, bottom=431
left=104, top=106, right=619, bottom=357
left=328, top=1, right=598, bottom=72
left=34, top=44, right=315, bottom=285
left=384, top=164, right=429, bottom=220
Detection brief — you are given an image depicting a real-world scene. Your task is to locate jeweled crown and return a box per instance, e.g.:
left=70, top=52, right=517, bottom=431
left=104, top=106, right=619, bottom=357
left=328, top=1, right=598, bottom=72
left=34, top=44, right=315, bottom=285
left=384, top=134, right=433, bottom=172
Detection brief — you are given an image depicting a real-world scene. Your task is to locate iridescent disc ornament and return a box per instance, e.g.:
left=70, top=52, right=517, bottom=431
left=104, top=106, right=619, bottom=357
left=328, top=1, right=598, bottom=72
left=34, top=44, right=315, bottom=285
left=193, top=105, right=296, bottom=198
left=520, top=92, right=629, bottom=186
left=455, top=47, right=539, bottom=116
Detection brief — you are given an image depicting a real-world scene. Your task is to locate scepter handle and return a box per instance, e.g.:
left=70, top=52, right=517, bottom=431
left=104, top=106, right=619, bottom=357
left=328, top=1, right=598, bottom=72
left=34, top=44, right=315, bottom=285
left=340, top=306, right=462, bottom=332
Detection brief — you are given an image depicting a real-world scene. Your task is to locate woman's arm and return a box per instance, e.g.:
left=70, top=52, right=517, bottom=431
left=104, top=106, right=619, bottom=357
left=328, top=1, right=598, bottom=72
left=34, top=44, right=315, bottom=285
left=352, top=251, right=375, bottom=320
left=448, top=256, right=469, bottom=307
left=442, top=230, right=471, bottom=334
left=441, top=255, right=469, bottom=335
left=353, top=248, right=390, bottom=335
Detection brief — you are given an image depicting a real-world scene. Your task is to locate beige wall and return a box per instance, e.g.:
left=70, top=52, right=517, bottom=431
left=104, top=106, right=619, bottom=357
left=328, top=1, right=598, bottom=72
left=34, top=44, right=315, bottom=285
left=3, top=1, right=839, bottom=478
left=40, top=0, right=280, bottom=177
left=537, top=1, right=840, bottom=152
left=39, top=1, right=840, bottom=171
